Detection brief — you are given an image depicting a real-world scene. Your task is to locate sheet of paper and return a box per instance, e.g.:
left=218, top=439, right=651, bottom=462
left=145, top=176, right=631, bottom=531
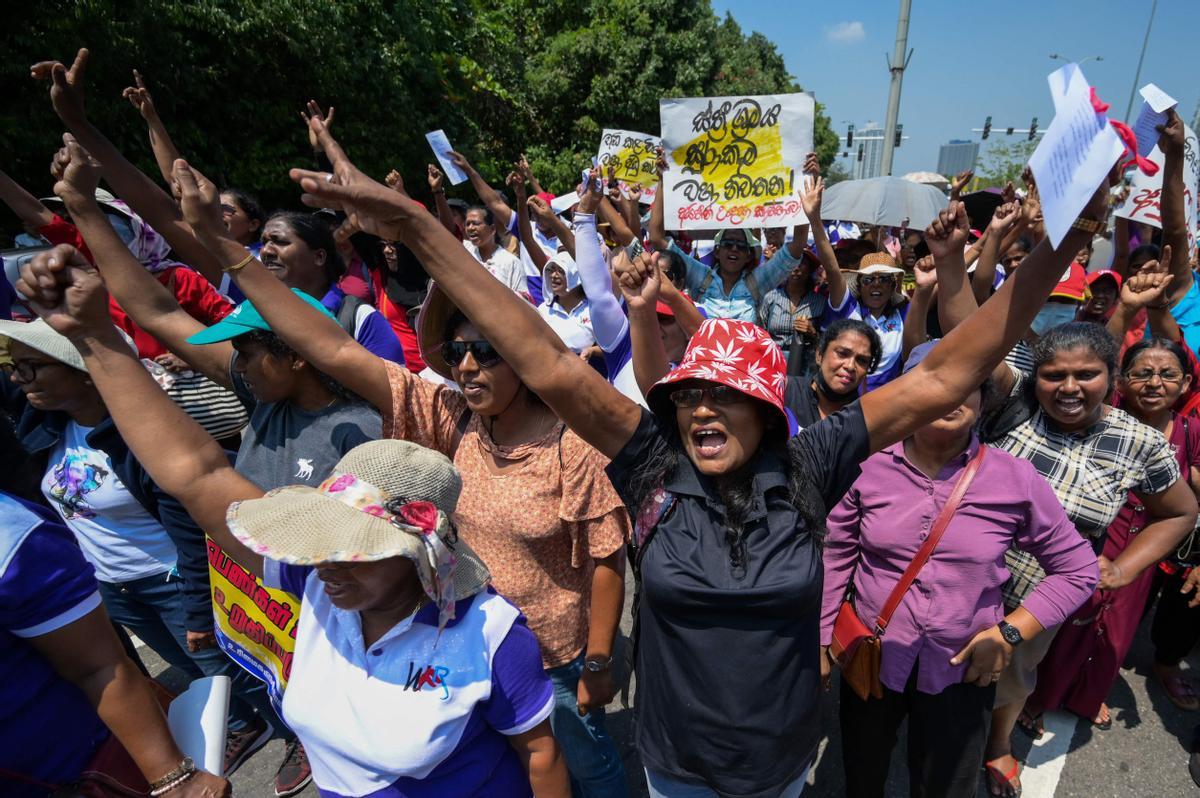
left=660, top=93, right=814, bottom=230
left=596, top=129, right=661, bottom=187
left=1028, top=64, right=1125, bottom=248
left=425, top=130, right=468, bottom=185
left=1132, top=83, right=1178, bottom=158
left=1114, top=122, right=1200, bottom=254
left=168, top=676, right=230, bottom=775
left=550, top=191, right=579, bottom=214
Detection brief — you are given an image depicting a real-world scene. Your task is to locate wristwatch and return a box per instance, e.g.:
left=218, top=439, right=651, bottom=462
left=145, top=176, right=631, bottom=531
left=1070, top=216, right=1107, bottom=235
left=584, top=656, right=613, bottom=673
left=998, top=620, right=1024, bottom=647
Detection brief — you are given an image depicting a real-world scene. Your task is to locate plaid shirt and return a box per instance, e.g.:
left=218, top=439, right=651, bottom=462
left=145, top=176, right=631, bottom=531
left=995, top=366, right=1180, bottom=606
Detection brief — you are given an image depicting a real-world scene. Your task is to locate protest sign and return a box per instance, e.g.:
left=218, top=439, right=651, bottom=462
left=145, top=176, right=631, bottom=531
left=597, top=129, right=660, bottom=187
left=425, top=129, right=468, bottom=185
left=1114, top=122, right=1199, bottom=255
left=1028, top=64, right=1125, bottom=248
left=660, top=93, right=814, bottom=230
left=207, top=537, right=298, bottom=710
left=1132, top=83, right=1177, bottom=158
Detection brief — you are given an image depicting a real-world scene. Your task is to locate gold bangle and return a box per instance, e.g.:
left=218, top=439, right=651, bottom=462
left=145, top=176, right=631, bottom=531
left=223, top=253, right=255, bottom=274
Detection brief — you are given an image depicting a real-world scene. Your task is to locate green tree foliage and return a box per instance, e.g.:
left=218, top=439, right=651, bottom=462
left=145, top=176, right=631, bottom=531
left=0, top=0, right=836, bottom=213
left=976, top=139, right=1037, bottom=189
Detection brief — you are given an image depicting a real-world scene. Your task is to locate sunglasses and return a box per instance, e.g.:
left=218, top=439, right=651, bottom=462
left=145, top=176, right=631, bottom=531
left=859, top=274, right=896, bottom=286
left=442, top=340, right=503, bottom=369
left=668, top=385, right=748, bottom=408
left=718, top=239, right=751, bottom=252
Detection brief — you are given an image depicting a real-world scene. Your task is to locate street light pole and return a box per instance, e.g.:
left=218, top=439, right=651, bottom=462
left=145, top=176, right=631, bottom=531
left=1124, top=0, right=1158, bottom=122
left=879, top=0, right=911, bottom=177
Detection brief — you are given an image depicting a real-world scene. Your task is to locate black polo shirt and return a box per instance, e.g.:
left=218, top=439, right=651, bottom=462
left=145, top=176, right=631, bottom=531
left=785, top=375, right=821, bottom=431
left=607, top=404, right=870, bottom=798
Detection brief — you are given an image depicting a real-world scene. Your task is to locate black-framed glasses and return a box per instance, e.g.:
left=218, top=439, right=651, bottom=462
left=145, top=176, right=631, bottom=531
left=1124, top=368, right=1185, bottom=384
left=717, top=239, right=751, bottom=252
left=860, top=274, right=896, bottom=286
left=3, top=360, right=60, bottom=384
left=668, top=385, right=748, bottom=408
left=442, top=340, right=503, bottom=369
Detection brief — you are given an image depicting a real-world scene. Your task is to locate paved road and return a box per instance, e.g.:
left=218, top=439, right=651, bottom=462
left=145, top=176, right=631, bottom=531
left=144, top=571, right=1200, bottom=797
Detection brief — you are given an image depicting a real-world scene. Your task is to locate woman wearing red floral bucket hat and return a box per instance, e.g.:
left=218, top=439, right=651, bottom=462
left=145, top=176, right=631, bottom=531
left=12, top=244, right=572, bottom=798
left=196, top=120, right=1109, bottom=798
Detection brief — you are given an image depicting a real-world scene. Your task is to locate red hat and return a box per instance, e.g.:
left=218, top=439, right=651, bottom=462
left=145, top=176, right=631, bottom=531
left=647, top=318, right=788, bottom=430
left=1086, top=269, right=1123, bottom=290
left=535, top=191, right=555, bottom=205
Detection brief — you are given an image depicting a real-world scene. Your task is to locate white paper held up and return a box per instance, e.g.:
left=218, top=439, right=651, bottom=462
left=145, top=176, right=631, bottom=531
left=1131, top=84, right=1178, bottom=159
left=425, top=130, right=468, bottom=185
left=1028, top=64, right=1124, bottom=248
left=167, top=675, right=231, bottom=775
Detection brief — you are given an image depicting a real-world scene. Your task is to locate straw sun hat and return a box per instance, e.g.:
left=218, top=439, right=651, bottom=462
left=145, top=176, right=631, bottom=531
left=227, top=439, right=491, bottom=623
left=844, top=252, right=907, bottom=305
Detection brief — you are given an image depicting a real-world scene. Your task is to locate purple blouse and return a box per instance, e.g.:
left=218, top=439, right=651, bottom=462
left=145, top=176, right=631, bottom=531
left=821, top=435, right=1099, bottom=694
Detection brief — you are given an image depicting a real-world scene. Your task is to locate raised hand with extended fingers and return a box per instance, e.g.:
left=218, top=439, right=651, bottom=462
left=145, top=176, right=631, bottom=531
left=300, top=100, right=334, bottom=152
left=30, top=47, right=90, bottom=126
left=121, top=69, right=158, bottom=121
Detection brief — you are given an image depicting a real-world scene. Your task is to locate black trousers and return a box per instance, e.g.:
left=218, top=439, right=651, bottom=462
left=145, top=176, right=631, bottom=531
left=1152, top=568, right=1200, bottom=667
left=840, top=669, right=996, bottom=798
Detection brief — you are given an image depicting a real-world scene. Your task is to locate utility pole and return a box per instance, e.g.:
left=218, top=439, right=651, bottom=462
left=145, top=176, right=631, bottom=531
left=880, top=0, right=912, bottom=177
left=1124, top=0, right=1157, bottom=123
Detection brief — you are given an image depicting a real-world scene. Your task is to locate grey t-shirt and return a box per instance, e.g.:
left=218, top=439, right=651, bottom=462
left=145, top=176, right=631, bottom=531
left=229, top=358, right=381, bottom=491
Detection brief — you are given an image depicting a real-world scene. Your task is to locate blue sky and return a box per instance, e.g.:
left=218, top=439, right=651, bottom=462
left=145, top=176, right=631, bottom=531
left=710, top=0, right=1200, bottom=176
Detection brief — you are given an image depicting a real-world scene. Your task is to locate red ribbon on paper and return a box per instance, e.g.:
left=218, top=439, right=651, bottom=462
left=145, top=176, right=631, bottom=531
left=1090, top=87, right=1159, bottom=177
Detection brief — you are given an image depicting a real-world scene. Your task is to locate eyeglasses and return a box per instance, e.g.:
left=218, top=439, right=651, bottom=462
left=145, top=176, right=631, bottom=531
left=3, top=360, right=60, bottom=384
left=442, top=340, right=503, bottom=369
left=717, top=239, right=751, bottom=252
left=860, top=275, right=896, bottom=286
left=1124, top=368, right=1185, bottom=384
left=668, top=385, right=748, bottom=408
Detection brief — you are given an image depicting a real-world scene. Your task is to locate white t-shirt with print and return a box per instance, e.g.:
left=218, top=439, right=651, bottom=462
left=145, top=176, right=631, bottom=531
left=463, top=241, right=528, bottom=294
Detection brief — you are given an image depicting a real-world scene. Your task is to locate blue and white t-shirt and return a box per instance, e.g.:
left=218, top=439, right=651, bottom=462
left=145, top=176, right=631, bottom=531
left=264, top=562, right=554, bottom=798
left=825, top=294, right=909, bottom=392
left=1, top=493, right=109, bottom=796
left=40, top=421, right=178, bottom=583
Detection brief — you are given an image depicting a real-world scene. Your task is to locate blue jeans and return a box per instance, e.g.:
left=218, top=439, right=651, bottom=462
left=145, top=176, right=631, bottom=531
left=545, top=652, right=629, bottom=798
left=645, top=766, right=809, bottom=798
left=98, top=570, right=261, bottom=731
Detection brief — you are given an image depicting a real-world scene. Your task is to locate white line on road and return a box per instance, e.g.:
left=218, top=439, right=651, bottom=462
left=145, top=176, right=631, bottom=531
left=1020, top=710, right=1078, bottom=797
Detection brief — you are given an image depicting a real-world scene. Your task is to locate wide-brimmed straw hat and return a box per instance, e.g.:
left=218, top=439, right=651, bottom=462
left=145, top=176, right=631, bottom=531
left=0, top=318, right=136, bottom=370
left=646, top=318, right=789, bottom=433
left=226, top=439, right=491, bottom=625
left=845, top=252, right=907, bottom=305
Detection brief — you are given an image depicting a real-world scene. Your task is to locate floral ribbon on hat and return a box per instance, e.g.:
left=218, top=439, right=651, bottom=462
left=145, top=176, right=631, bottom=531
left=320, top=472, right=461, bottom=630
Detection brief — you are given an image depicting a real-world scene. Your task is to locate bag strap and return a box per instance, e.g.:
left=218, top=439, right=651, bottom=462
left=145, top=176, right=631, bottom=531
left=874, top=443, right=987, bottom=636
left=697, top=269, right=716, bottom=297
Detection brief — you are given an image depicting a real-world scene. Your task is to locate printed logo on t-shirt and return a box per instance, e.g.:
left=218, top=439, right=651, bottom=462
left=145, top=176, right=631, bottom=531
left=403, top=662, right=451, bottom=700
left=47, top=453, right=110, bottom=520
left=295, top=458, right=315, bottom=480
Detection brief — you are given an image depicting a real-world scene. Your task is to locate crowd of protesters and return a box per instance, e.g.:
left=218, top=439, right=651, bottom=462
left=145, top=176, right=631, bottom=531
left=3, top=46, right=1200, bottom=798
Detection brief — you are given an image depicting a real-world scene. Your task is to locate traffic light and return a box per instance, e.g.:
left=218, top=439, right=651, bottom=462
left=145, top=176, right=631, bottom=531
left=1028, top=117, right=1038, bottom=141
left=847, top=124, right=854, bottom=147
left=894, top=124, right=903, bottom=147
left=857, top=144, right=864, bottom=162
left=1006, top=126, right=1014, bottom=135
left=982, top=116, right=992, bottom=140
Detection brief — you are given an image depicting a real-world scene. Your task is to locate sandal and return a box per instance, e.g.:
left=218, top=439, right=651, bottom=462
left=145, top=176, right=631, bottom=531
left=1156, top=670, right=1200, bottom=711
left=1092, top=702, right=1113, bottom=731
left=984, top=756, right=1022, bottom=798
left=1016, top=709, right=1044, bottom=740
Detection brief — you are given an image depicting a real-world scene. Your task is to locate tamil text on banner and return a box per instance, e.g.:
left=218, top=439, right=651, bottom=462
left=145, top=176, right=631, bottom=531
left=597, top=129, right=661, bottom=187
left=207, top=537, right=298, bottom=710
left=659, top=93, right=813, bottom=230
left=1114, top=123, right=1199, bottom=256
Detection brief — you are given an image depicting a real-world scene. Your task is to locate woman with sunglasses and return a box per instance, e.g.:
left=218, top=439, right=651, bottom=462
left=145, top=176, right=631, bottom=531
left=179, top=117, right=1118, bottom=797
left=170, top=167, right=634, bottom=796
left=1025, top=335, right=1200, bottom=734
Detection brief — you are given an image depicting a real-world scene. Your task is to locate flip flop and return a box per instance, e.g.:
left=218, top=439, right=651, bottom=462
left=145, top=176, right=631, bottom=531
left=1092, top=703, right=1113, bottom=731
left=1016, top=710, right=1044, bottom=740
left=1156, top=672, right=1200, bottom=711
left=984, top=757, right=1023, bottom=798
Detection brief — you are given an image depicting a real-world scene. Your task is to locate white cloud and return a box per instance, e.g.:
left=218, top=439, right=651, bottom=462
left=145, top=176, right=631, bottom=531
left=825, top=21, right=865, bottom=44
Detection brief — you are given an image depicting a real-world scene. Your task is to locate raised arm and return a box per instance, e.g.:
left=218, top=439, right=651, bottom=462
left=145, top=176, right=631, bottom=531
left=16, top=245, right=265, bottom=574
left=172, top=158, right=394, bottom=413
left=801, top=174, right=846, bottom=306
left=292, top=120, right=642, bottom=458
left=1106, top=254, right=1171, bottom=343
left=426, top=164, right=458, bottom=235
left=52, top=138, right=234, bottom=386
left=861, top=180, right=1113, bottom=452
left=574, top=187, right=629, bottom=351
left=648, top=148, right=670, bottom=251
left=31, top=49, right=227, bottom=286
left=516, top=153, right=545, bottom=196
left=0, top=168, right=54, bottom=230
left=597, top=196, right=636, bottom=248
left=1157, top=110, right=1192, bottom=306
left=528, top=195, right=576, bottom=259
left=447, top=149, right=513, bottom=230
left=949, top=170, right=973, bottom=203
left=507, top=169, right=547, bottom=271
left=616, top=253, right=671, bottom=396
left=972, top=201, right=1019, bottom=304
left=1110, top=208, right=1131, bottom=278
left=121, top=70, right=183, bottom=187
left=903, top=255, right=936, bottom=358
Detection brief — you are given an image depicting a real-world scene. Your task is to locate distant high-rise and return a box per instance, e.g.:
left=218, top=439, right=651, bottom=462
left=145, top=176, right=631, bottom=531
left=851, top=126, right=885, bottom=180
left=937, top=140, right=980, bottom=177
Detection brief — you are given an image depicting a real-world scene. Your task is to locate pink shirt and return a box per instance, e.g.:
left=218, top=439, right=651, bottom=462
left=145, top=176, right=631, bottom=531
left=821, top=435, right=1099, bottom=694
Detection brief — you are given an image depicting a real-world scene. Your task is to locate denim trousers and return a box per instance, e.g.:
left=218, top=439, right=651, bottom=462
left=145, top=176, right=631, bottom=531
left=545, top=651, right=630, bottom=798
left=645, top=766, right=809, bottom=798
left=98, top=569, right=261, bottom=731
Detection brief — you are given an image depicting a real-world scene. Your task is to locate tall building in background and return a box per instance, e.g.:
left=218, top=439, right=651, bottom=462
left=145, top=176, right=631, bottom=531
left=937, top=139, right=980, bottom=177
left=851, top=126, right=885, bottom=179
